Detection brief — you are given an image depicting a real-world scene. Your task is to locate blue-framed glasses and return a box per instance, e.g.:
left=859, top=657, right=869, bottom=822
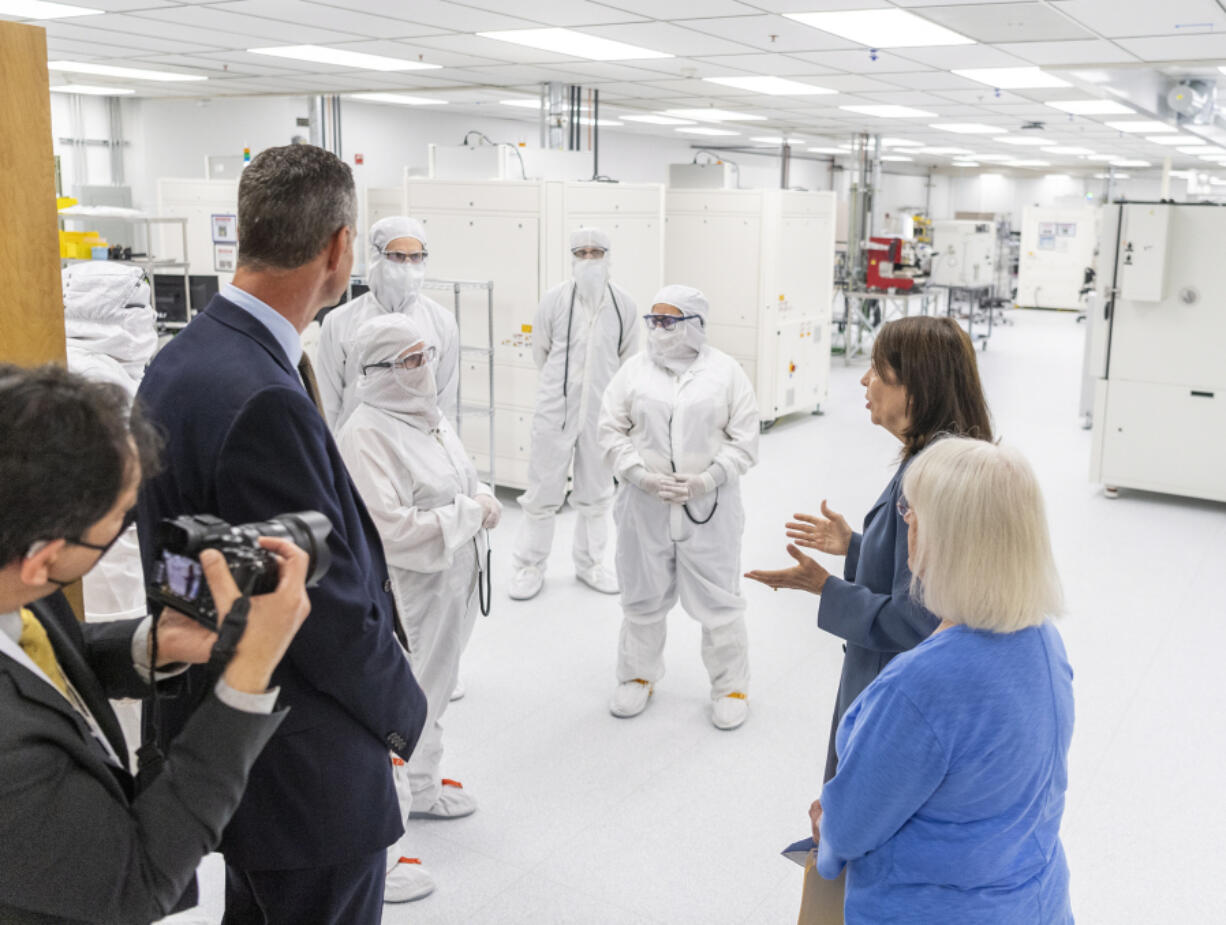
left=643, top=313, right=702, bottom=331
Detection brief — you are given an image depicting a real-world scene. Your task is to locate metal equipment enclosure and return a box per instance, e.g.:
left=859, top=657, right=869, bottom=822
left=1088, top=202, right=1226, bottom=503
left=664, top=188, right=836, bottom=428
left=1016, top=205, right=1098, bottom=310
left=403, top=176, right=665, bottom=488
left=930, top=220, right=996, bottom=289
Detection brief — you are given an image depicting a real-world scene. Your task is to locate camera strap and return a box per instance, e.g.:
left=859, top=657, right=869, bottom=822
left=206, top=596, right=251, bottom=679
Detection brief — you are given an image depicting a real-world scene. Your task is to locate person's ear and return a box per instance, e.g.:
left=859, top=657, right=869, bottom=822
left=325, top=225, right=351, bottom=273
left=19, top=539, right=67, bottom=588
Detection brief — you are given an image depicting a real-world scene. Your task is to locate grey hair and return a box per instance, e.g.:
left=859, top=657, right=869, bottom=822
left=903, top=436, right=1064, bottom=633
left=237, top=145, right=357, bottom=271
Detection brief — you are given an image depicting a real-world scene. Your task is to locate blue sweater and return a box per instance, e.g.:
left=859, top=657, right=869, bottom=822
left=817, top=622, right=1075, bottom=924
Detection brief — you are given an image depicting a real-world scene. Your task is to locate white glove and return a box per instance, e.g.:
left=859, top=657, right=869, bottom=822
left=476, top=493, right=502, bottom=529
left=626, top=466, right=667, bottom=497
left=658, top=472, right=717, bottom=503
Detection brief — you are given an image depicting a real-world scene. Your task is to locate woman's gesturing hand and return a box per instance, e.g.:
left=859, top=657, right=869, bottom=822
left=744, top=544, right=831, bottom=596
left=786, top=500, right=853, bottom=556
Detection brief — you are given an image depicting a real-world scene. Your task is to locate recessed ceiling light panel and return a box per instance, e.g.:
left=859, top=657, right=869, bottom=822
left=478, top=28, right=671, bottom=61
left=50, top=84, right=135, bottom=95
left=621, top=114, right=695, bottom=125
left=351, top=93, right=445, bottom=106
left=784, top=10, right=974, bottom=48
left=1046, top=99, right=1134, bottom=115
left=1105, top=120, right=1177, bottom=133
left=1, top=0, right=100, bottom=19
left=930, top=123, right=1000, bottom=134
left=704, top=76, right=834, bottom=96
left=249, top=45, right=440, bottom=71
left=953, top=67, right=1070, bottom=89
left=994, top=135, right=1051, bottom=147
left=665, top=108, right=766, bottom=122
left=48, top=60, right=205, bottom=82
left=676, top=127, right=741, bottom=136
left=839, top=104, right=938, bottom=118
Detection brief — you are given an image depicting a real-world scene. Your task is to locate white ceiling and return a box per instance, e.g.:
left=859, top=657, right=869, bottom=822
left=13, top=0, right=1226, bottom=172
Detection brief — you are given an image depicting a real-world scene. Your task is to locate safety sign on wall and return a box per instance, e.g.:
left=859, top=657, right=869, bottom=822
left=211, top=213, right=238, bottom=244
left=214, top=244, right=237, bottom=272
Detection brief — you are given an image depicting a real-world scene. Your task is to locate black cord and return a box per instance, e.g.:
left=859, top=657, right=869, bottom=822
left=561, top=283, right=576, bottom=430
left=461, top=130, right=527, bottom=180
left=477, top=541, right=492, bottom=617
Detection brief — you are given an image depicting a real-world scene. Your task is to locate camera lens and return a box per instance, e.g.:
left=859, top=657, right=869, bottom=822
left=259, top=512, right=333, bottom=588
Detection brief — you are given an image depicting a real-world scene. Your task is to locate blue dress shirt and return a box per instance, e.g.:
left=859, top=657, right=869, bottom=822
left=221, top=282, right=302, bottom=368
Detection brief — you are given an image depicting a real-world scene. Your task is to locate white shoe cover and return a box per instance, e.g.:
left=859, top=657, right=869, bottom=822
left=410, top=779, right=478, bottom=819
left=711, top=693, right=748, bottom=730
left=449, top=679, right=465, bottom=702
left=609, top=679, right=653, bottom=718
left=384, top=852, right=435, bottom=903
left=577, top=565, right=620, bottom=594
left=508, top=566, right=544, bottom=601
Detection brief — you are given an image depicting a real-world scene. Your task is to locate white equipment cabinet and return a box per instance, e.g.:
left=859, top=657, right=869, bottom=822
left=402, top=176, right=665, bottom=488
left=664, top=188, right=836, bottom=429
left=930, top=220, right=996, bottom=288
left=1016, top=206, right=1098, bottom=309
left=1088, top=202, right=1226, bottom=502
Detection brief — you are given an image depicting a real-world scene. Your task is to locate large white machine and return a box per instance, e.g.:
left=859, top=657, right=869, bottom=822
left=1016, top=205, right=1098, bottom=310
left=1087, top=201, right=1226, bottom=502
left=402, top=176, right=665, bottom=488
left=930, top=220, right=996, bottom=288
left=664, top=188, right=836, bottom=429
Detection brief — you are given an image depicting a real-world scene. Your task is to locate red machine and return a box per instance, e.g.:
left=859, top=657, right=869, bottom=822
left=866, top=236, right=916, bottom=292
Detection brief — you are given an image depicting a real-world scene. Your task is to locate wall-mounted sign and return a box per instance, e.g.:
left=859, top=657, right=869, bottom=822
left=211, top=213, right=237, bottom=244
left=214, top=243, right=237, bottom=272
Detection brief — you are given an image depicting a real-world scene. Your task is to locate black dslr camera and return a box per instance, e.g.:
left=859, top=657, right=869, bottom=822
left=148, top=512, right=333, bottom=629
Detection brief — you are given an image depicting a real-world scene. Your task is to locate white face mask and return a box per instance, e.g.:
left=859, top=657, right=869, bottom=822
left=572, top=257, right=609, bottom=309
left=647, top=319, right=705, bottom=373
left=357, top=356, right=441, bottom=429
left=369, top=261, right=426, bottom=314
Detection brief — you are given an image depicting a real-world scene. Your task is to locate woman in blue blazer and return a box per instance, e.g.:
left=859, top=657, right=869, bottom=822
left=746, top=316, right=993, bottom=780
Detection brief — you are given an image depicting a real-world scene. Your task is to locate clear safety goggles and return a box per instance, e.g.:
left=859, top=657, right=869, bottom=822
left=643, top=313, right=702, bottom=331
left=571, top=247, right=607, bottom=260
left=362, top=345, right=437, bottom=375
left=382, top=247, right=428, bottom=266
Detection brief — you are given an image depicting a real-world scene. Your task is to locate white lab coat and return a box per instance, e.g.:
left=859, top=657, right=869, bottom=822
left=511, top=280, right=638, bottom=574
left=316, top=291, right=459, bottom=430
left=336, top=404, right=494, bottom=809
left=598, top=345, right=759, bottom=696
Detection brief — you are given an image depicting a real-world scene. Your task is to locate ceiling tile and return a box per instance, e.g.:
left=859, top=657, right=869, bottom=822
left=621, top=56, right=765, bottom=79
left=210, top=1, right=438, bottom=40
left=691, top=53, right=839, bottom=76
left=747, top=1, right=892, bottom=11
left=854, top=90, right=960, bottom=106
left=315, top=0, right=536, bottom=32
left=581, top=82, right=679, bottom=99
left=995, top=39, right=1142, bottom=66
left=1114, top=33, right=1226, bottom=61
left=916, top=2, right=1093, bottom=43
left=408, top=33, right=577, bottom=64
left=817, top=75, right=910, bottom=92
left=84, top=13, right=268, bottom=49
left=601, top=0, right=762, bottom=17
left=37, top=19, right=218, bottom=55
left=789, top=49, right=934, bottom=74
left=1053, top=1, right=1226, bottom=39
left=680, top=14, right=863, bottom=52
left=932, top=88, right=1038, bottom=104
left=877, top=71, right=986, bottom=90
left=455, top=63, right=594, bottom=84
left=533, top=60, right=672, bottom=82
left=457, top=1, right=645, bottom=27
left=322, top=40, right=500, bottom=68
left=892, top=45, right=1031, bottom=69
left=126, top=7, right=356, bottom=44
left=579, top=21, right=753, bottom=56
left=71, top=0, right=176, bottom=10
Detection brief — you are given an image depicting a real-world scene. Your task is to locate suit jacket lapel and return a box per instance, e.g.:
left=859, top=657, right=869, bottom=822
left=36, top=610, right=132, bottom=774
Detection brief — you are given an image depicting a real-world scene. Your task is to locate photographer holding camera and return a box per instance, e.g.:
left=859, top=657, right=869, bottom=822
left=136, top=144, right=428, bottom=922
left=0, top=364, right=312, bottom=924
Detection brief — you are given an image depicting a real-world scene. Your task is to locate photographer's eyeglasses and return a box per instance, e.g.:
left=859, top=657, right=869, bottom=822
left=572, top=247, right=607, bottom=260
left=382, top=248, right=428, bottom=266
left=643, top=313, right=702, bottom=331
left=362, top=345, right=437, bottom=375
left=68, top=507, right=138, bottom=556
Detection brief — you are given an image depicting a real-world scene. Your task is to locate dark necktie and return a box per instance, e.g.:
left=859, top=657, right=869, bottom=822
left=297, top=353, right=326, bottom=419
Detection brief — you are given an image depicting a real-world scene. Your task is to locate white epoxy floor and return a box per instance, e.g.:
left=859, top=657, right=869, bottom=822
left=170, top=310, right=1226, bottom=924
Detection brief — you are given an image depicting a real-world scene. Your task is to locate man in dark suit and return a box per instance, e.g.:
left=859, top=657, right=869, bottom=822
left=0, top=364, right=313, bottom=924
left=137, top=144, right=428, bottom=923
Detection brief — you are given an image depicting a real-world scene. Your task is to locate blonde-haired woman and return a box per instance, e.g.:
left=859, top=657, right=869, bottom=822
left=810, top=437, right=1072, bottom=923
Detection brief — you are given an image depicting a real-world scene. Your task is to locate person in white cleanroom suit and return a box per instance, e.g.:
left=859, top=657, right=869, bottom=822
left=317, top=216, right=459, bottom=430
left=598, top=285, right=759, bottom=731
left=508, top=228, right=639, bottom=601
left=336, top=313, right=500, bottom=904
left=61, top=262, right=160, bottom=756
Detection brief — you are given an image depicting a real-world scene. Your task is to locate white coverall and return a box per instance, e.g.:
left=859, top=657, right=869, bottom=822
left=316, top=216, right=459, bottom=430
left=598, top=308, right=759, bottom=698
left=62, top=261, right=159, bottom=755
left=512, top=271, right=638, bottom=576
left=335, top=314, right=497, bottom=813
